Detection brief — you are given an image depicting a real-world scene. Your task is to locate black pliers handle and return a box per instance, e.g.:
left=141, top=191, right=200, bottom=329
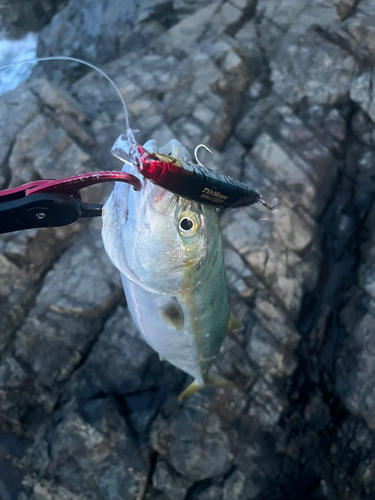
left=0, top=172, right=141, bottom=234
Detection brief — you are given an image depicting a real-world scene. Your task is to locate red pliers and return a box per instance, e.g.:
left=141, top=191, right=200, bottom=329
left=0, top=171, right=141, bottom=234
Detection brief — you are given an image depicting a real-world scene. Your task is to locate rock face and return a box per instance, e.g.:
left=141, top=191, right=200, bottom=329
left=0, top=1, right=375, bottom=499
left=0, top=0, right=69, bottom=39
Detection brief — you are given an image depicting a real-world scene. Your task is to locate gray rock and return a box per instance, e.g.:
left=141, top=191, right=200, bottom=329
left=30, top=481, right=82, bottom=500
left=359, top=204, right=375, bottom=299
left=354, top=461, right=375, bottom=490
left=13, top=228, right=120, bottom=382
left=352, top=110, right=375, bottom=147
left=0, top=224, right=122, bottom=429
left=304, top=395, right=330, bottom=432
left=333, top=0, right=357, bottom=20
left=246, top=323, right=280, bottom=373
left=336, top=286, right=375, bottom=430
left=209, top=387, right=249, bottom=422
left=26, top=439, right=50, bottom=474
left=222, top=206, right=316, bottom=319
left=271, top=30, right=358, bottom=107
left=358, top=0, right=375, bottom=17
left=8, top=111, right=94, bottom=188
left=0, top=433, right=30, bottom=499
left=348, top=144, right=375, bottom=217
left=328, top=10, right=375, bottom=64
left=222, top=114, right=331, bottom=321
left=248, top=376, right=286, bottom=429
left=0, top=223, right=83, bottom=353
left=216, top=334, right=257, bottom=390
left=252, top=295, right=300, bottom=350
left=46, top=398, right=148, bottom=499
left=151, top=394, right=232, bottom=480
left=213, top=2, right=246, bottom=34
left=224, top=247, right=256, bottom=299
left=0, top=0, right=68, bottom=38
left=0, top=84, right=39, bottom=165
left=235, top=95, right=280, bottom=147
left=298, top=105, right=348, bottom=157
left=142, top=489, right=167, bottom=500
left=189, top=484, right=223, bottom=500
left=255, top=0, right=339, bottom=59
left=29, top=79, right=96, bottom=149
left=65, top=305, right=157, bottom=400
left=234, top=19, right=262, bottom=62
left=37, top=0, right=162, bottom=84
left=350, top=70, right=375, bottom=124
left=276, top=207, right=314, bottom=254
left=223, top=469, right=261, bottom=500
left=249, top=131, right=335, bottom=217
left=154, top=3, right=220, bottom=55
left=173, top=0, right=213, bottom=17
left=0, top=352, right=28, bottom=389
left=152, top=459, right=192, bottom=500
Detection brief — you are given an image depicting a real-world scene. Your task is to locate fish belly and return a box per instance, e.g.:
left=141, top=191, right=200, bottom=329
left=121, top=266, right=230, bottom=385
left=121, top=275, right=203, bottom=382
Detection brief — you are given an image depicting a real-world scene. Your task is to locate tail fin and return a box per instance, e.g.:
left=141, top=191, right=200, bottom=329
left=177, top=375, right=242, bottom=402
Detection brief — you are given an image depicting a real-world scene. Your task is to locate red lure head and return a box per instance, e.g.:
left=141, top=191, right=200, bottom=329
left=136, top=146, right=185, bottom=183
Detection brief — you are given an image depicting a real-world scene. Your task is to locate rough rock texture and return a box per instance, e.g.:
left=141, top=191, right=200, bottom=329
left=1, top=0, right=375, bottom=499
left=0, top=0, right=69, bottom=39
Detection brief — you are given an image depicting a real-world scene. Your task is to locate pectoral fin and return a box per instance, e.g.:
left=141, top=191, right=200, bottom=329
left=178, top=376, right=242, bottom=402
left=226, top=312, right=243, bottom=334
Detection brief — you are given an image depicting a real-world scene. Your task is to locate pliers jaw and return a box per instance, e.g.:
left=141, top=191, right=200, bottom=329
left=0, top=171, right=141, bottom=235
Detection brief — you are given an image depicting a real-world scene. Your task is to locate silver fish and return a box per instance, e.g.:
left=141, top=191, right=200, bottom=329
left=102, top=138, right=241, bottom=400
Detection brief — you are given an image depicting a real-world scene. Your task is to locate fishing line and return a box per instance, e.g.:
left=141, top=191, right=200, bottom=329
left=0, top=56, right=131, bottom=131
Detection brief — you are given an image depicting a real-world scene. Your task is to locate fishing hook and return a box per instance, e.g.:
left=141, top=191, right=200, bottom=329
left=194, top=144, right=213, bottom=166
left=258, top=197, right=277, bottom=211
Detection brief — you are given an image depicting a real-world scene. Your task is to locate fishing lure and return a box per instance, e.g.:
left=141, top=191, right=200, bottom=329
left=0, top=56, right=274, bottom=400
left=111, top=133, right=271, bottom=209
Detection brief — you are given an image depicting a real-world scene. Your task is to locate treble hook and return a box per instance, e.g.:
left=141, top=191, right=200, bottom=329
left=258, top=197, right=277, bottom=211
left=194, top=144, right=213, bottom=166
left=258, top=197, right=282, bottom=221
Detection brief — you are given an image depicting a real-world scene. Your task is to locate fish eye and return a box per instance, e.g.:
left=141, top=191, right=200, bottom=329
left=178, top=211, right=199, bottom=236
left=180, top=218, right=193, bottom=231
